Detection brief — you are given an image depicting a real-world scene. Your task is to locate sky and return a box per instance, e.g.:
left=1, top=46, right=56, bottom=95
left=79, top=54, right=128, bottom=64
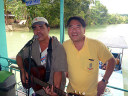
left=99, top=0, right=128, bottom=14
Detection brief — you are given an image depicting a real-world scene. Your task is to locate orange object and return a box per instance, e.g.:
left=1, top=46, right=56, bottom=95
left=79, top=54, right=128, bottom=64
left=115, top=58, right=120, bottom=65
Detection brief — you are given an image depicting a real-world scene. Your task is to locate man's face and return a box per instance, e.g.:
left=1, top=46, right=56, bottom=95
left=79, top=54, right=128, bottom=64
left=32, top=24, right=50, bottom=42
left=68, top=20, right=85, bottom=42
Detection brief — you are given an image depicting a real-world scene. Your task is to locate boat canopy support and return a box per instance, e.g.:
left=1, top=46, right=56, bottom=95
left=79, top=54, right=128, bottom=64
left=0, top=0, right=8, bottom=67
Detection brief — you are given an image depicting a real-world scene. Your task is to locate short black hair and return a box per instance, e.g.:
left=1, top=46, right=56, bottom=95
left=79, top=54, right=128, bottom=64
left=67, top=16, right=86, bottom=28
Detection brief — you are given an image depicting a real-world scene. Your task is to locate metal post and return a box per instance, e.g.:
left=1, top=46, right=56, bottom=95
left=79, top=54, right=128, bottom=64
left=60, top=0, right=65, bottom=44
left=0, top=0, right=8, bottom=67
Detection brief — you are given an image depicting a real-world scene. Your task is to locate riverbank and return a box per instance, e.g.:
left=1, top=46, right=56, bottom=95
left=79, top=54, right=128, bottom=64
left=5, top=24, right=29, bottom=32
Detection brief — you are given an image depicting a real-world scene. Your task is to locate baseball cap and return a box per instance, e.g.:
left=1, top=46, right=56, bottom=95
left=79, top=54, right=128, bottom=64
left=32, top=17, right=49, bottom=26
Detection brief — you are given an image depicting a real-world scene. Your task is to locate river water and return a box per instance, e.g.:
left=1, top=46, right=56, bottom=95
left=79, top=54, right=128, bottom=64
left=6, top=24, right=128, bottom=96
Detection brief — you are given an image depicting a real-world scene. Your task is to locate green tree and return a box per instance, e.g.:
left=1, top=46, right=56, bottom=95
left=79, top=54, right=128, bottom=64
left=108, top=14, right=126, bottom=24
left=5, top=0, right=128, bottom=27
left=88, top=0, right=109, bottom=25
left=26, top=0, right=60, bottom=28
left=5, top=0, right=90, bottom=28
left=125, top=16, right=128, bottom=23
left=64, top=0, right=90, bottom=25
left=26, top=0, right=90, bottom=28
left=5, top=0, right=27, bottom=20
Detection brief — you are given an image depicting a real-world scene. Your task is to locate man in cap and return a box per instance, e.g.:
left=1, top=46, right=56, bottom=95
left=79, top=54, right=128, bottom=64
left=16, top=17, right=67, bottom=96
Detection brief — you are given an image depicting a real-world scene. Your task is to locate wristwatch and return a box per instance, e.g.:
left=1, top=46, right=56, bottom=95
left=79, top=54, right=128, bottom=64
left=102, top=79, right=108, bottom=84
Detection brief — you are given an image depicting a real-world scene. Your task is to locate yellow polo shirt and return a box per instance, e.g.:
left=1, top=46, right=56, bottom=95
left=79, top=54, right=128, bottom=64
left=63, top=37, right=113, bottom=96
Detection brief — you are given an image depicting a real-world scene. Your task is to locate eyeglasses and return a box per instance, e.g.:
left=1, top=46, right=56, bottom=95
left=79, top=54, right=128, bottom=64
left=68, top=25, right=81, bottom=30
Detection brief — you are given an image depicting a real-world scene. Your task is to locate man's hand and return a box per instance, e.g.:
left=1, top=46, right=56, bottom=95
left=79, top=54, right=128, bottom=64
left=21, top=71, right=29, bottom=84
left=97, top=80, right=106, bottom=96
left=43, top=85, right=58, bottom=96
left=43, top=72, right=61, bottom=96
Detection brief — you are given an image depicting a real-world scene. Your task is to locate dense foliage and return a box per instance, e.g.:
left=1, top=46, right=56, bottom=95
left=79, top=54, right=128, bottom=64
left=4, top=0, right=128, bottom=28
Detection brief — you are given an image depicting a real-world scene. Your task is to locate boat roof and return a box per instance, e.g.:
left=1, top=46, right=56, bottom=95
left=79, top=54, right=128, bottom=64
left=97, top=35, right=128, bottom=49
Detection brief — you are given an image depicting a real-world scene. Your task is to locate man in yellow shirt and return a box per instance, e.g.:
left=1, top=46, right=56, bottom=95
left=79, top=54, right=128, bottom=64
left=63, top=16, right=116, bottom=96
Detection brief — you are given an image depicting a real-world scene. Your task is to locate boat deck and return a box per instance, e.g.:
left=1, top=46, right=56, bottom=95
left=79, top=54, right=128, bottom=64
left=99, top=69, right=124, bottom=96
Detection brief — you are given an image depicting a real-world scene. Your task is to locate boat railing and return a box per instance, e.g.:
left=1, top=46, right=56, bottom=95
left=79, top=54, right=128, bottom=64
left=107, top=85, right=128, bottom=92
left=0, top=56, right=29, bottom=96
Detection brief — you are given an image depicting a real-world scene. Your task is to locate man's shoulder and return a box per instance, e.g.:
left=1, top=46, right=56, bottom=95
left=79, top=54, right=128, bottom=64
left=52, top=36, right=60, bottom=45
left=87, top=37, right=98, bottom=42
left=87, top=37, right=104, bottom=45
left=52, top=36, right=65, bottom=50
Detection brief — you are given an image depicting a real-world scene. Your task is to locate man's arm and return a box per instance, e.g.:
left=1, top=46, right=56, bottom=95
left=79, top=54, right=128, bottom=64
left=103, top=57, right=116, bottom=81
left=16, top=55, right=24, bottom=72
left=97, top=57, right=116, bottom=96
left=16, top=55, right=28, bottom=83
left=54, top=72, right=62, bottom=88
left=43, top=72, right=62, bottom=96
